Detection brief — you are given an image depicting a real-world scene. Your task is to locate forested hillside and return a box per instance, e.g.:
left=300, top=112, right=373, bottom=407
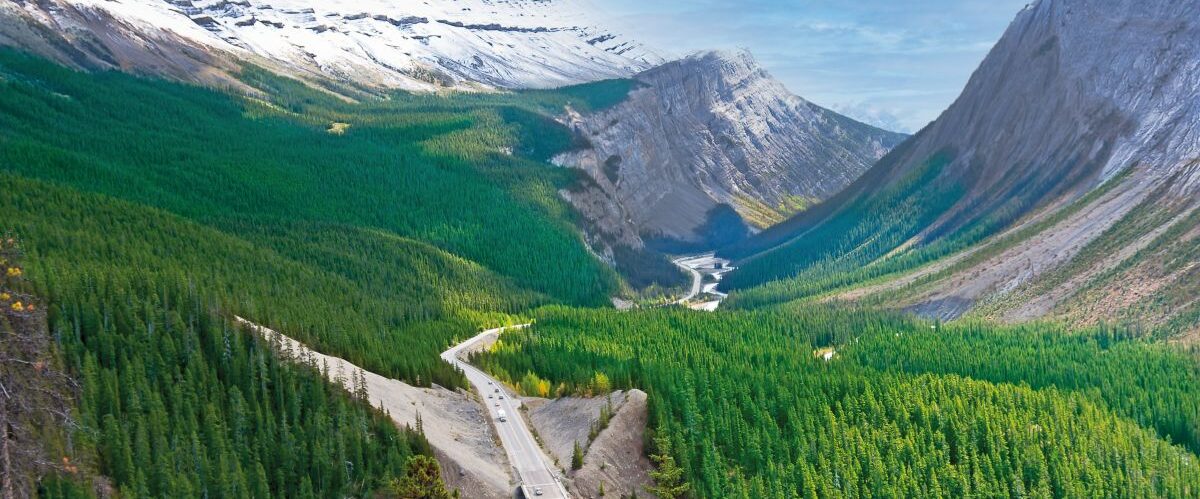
left=0, top=49, right=641, bottom=385
left=719, top=151, right=973, bottom=307
left=5, top=1, right=1199, bottom=494
left=3, top=232, right=438, bottom=497
left=0, top=49, right=641, bottom=496
left=474, top=306, right=1200, bottom=497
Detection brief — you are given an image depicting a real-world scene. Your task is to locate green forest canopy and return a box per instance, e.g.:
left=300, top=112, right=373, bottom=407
left=0, top=49, right=638, bottom=387
left=0, top=49, right=635, bottom=496
left=474, top=305, right=1200, bottom=498
left=6, top=47, right=1200, bottom=499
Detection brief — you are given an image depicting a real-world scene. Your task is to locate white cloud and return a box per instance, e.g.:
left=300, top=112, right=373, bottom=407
left=830, top=102, right=914, bottom=133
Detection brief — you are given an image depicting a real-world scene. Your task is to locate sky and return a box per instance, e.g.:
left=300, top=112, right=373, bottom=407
left=588, top=0, right=1031, bottom=133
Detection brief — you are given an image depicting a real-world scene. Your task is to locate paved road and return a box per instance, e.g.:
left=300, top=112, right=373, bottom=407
left=671, top=254, right=707, bottom=304
left=671, top=253, right=733, bottom=307
left=442, top=326, right=570, bottom=498
left=440, top=254, right=732, bottom=497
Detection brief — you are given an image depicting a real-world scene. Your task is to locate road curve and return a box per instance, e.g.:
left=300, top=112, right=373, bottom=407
left=671, top=254, right=706, bottom=305
left=442, top=326, right=570, bottom=498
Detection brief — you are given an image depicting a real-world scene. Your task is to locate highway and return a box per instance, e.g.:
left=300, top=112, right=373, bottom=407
left=438, top=254, right=733, bottom=497
left=671, top=253, right=734, bottom=308
left=671, top=254, right=706, bottom=304
left=441, top=326, right=570, bottom=498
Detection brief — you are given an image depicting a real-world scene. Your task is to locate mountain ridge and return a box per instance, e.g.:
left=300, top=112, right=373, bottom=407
left=0, top=0, right=661, bottom=93
left=722, top=0, right=1200, bottom=332
left=555, top=49, right=905, bottom=263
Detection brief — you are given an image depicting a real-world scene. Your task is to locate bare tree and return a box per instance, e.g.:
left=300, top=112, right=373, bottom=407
left=0, top=236, right=77, bottom=498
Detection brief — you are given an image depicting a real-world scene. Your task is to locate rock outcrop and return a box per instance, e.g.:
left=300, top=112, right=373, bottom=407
left=555, top=50, right=905, bottom=250
left=524, top=390, right=654, bottom=499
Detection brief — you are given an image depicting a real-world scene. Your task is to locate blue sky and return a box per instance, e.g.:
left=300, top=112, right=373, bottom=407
left=589, top=0, right=1030, bottom=132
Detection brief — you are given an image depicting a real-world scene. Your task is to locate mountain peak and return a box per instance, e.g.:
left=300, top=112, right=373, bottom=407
left=556, top=45, right=905, bottom=251
left=648, top=48, right=766, bottom=81
left=687, top=48, right=757, bottom=65
left=0, top=0, right=663, bottom=92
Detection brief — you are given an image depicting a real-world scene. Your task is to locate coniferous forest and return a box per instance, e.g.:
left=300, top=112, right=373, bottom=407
left=473, top=306, right=1200, bottom=497
left=3, top=40, right=1200, bottom=499
left=0, top=49, right=630, bottom=495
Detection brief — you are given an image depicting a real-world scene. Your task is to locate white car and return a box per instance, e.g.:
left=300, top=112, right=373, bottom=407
left=534, top=486, right=543, bottom=496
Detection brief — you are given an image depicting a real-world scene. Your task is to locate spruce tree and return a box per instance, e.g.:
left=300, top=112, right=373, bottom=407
left=646, top=436, right=689, bottom=499
left=572, top=441, right=585, bottom=470
left=392, top=455, right=451, bottom=499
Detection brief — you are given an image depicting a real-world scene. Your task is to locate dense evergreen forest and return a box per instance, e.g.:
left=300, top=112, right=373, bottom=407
left=0, top=49, right=643, bottom=386
left=0, top=49, right=643, bottom=496
left=474, top=306, right=1200, bottom=497
left=3, top=232, right=437, bottom=497
left=6, top=46, right=1200, bottom=499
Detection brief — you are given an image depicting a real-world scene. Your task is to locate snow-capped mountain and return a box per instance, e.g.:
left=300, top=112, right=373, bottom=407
left=0, top=0, right=660, bottom=91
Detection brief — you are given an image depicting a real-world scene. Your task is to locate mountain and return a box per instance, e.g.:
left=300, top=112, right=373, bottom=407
left=724, top=0, right=1200, bottom=333
left=555, top=50, right=905, bottom=259
left=0, top=2, right=906, bottom=290
left=0, top=0, right=659, bottom=93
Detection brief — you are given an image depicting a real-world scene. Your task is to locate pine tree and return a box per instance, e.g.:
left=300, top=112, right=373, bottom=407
left=392, top=455, right=451, bottom=499
left=572, top=441, right=585, bottom=470
left=646, top=436, right=689, bottom=499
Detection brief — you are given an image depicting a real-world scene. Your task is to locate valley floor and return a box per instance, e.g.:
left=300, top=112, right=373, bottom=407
left=672, top=253, right=734, bottom=310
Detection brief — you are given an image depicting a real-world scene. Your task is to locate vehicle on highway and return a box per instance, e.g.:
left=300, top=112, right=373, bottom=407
left=494, top=388, right=499, bottom=393
left=498, top=395, right=504, bottom=399
left=488, top=394, right=493, bottom=398
left=497, top=409, right=507, bottom=422
left=534, top=486, right=543, bottom=496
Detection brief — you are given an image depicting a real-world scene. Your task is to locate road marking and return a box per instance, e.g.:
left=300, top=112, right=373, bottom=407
left=442, top=326, right=571, bottom=498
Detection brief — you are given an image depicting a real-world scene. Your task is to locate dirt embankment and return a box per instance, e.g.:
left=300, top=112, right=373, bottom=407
left=236, top=319, right=511, bottom=499
left=525, top=389, right=655, bottom=498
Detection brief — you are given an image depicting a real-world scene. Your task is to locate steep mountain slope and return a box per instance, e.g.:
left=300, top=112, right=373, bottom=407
left=0, top=0, right=658, bottom=93
left=1, top=1, right=906, bottom=291
left=723, top=0, right=1200, bottom=332
left=555, top=50, right=905, bottom=256
left=0, top=48, right=642, bottom=495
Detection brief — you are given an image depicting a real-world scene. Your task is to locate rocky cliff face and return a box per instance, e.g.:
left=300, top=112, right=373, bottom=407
left=889, top=0, right=1200, bottom=328
left=880, top=0, right=1200, bottom=231
left=903, top=0, right=1200, bottom=329
left=730, top=0, right=1200, bottom=331
left=555, top=50, right=905, bottom=251
left=0, top=0, right=659, bottom=92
